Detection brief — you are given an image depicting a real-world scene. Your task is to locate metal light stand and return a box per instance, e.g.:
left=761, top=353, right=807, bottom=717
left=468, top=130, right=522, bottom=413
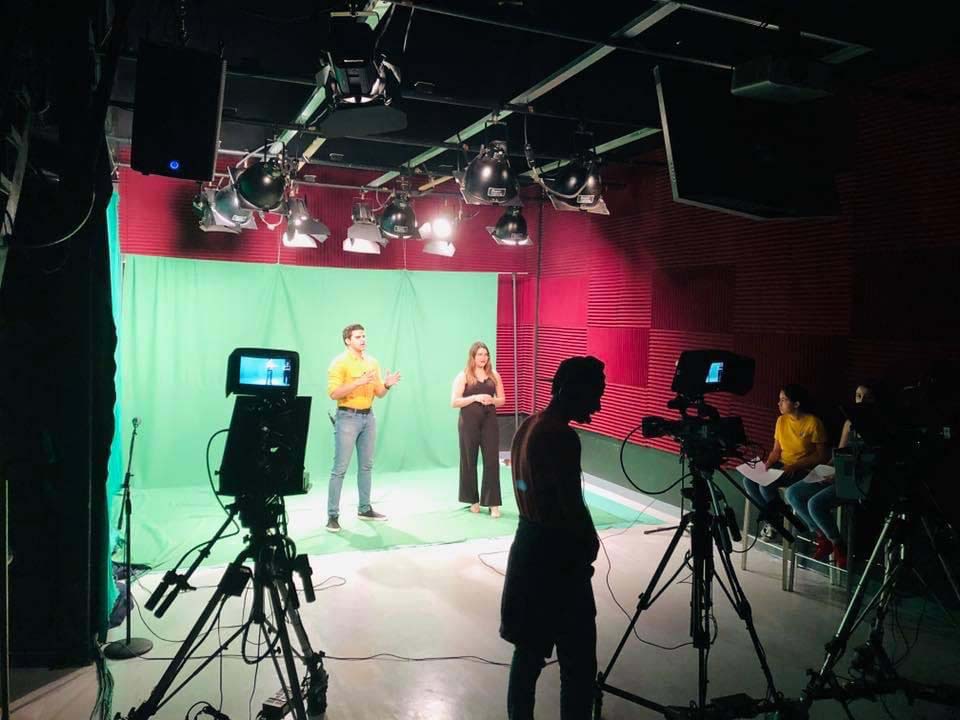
left=103, top=417, right=153, bottom=659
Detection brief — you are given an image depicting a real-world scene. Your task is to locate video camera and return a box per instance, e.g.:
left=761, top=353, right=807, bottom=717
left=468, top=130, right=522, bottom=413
left=218, top=348, right=312, bottom=500
left=835, top=368, right=958, bottom=506
left=641, top=350, right=754, bottom=469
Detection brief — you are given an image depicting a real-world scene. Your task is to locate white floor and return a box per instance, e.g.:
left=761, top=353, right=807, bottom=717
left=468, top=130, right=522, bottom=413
left=10, top=494, right=960, bottom=720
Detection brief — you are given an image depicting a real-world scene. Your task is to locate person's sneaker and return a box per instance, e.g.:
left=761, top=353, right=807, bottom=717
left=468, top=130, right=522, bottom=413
left=812, top=533, right=833, bottom=562
left=759, top=521, right=781, bottom=543
left=358, top=508, right=387, bottom=521
left=326, top=517, right=341, bottom=533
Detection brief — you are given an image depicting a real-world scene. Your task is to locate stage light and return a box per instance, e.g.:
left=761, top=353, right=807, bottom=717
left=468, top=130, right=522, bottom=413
left=378, top=185, right=419, bottom=240
left=344, top=199, right=386, bottom=254
left=282, top=197, right=329, bottom=247
left=458, top=121, right=518, bottom=205
left=487, top=206, right=531, bottom=246
left=533, top=128, right=609, bottom=215
left=420, top=203, right=456, bottom=241
left=423, top=239, right=456, bottom=257
left=548, top=157, right=609, bottom=215
left=418, top=204, right=458, bottom=256
left=235, top=159, right=287, bottom=212
left=195, top=187, right=256, bottom=232
left=315, top=13, right=406, bottom=138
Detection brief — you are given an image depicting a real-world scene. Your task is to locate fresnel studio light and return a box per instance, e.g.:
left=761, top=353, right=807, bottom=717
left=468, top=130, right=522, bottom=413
left=378, top=178, right=419, bottom=240
left=419, top=202, right=458, bottom=257
left=526, top=126, right=609, bottom=215
left=344, top=195, right=386, bottom=254
left=487, top=206, right=531, bottom=246
left=457, top=120, right=519, bottom=206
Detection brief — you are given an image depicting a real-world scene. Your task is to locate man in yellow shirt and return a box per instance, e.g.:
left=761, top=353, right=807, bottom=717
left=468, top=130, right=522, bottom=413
left=326, top=323, right=401, bottom=532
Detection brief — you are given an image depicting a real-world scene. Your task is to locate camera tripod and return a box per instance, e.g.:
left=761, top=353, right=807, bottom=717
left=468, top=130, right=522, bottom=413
left=121, top=501, right=328, bottom=720
left=803, top=495, right=960, bottom=715
left=596, top=463, right=783, bottom=720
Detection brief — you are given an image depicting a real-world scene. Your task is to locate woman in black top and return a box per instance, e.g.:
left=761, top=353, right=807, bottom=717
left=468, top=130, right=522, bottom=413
left=451, top=341, right=505, bottom=516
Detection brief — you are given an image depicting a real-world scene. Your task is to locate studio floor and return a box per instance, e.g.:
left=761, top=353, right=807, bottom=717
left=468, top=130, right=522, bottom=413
left=10, top=477, right=960, bottom=720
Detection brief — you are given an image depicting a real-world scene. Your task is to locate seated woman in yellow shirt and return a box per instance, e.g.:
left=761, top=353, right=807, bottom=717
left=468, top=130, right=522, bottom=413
left=743, top=384, right=830, bottom=541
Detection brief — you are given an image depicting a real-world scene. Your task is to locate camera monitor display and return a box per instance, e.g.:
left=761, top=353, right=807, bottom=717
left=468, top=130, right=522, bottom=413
left=705, top=361, right=724, bottom=385
left=240, top=356, right=292, bottom=388
left=226, top=347, right=299, bottom=397
left=672, top=350, right=754, bottom=398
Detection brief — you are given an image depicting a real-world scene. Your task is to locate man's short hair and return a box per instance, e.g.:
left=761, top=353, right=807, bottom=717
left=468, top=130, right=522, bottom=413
left=552, top=356, right=605, bottom=397
left=342, top=323, right=365, bottom=344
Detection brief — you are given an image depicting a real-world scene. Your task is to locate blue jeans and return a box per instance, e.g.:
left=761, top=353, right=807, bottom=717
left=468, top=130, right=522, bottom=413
left=742, top=466, right=803, bottom=512
left=785, top=482, right=840, bottom=541
left=327, top=409, right=376, bottom=517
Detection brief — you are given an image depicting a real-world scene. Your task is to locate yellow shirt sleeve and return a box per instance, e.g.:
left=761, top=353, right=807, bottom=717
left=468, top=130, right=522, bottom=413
left=809, top=416, right=828, bottom=444
left=327, top=356, right=347, bottom=397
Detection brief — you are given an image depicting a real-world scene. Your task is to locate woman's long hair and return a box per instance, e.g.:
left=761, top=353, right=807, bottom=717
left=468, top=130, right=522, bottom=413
left=465, top=341, right=494, bottom=386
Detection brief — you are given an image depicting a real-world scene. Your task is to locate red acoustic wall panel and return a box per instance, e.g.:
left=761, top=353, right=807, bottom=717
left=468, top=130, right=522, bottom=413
left=586, top=327, right=649, bottom=387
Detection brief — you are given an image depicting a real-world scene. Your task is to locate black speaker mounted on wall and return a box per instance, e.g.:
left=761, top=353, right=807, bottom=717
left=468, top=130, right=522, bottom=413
left=131, top=41, right=226, bottom=181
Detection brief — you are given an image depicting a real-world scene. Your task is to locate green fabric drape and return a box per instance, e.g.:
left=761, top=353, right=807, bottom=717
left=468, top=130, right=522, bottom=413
left=120, top=256, right=498, bottom=490
left=104, top=191, right=122, bottom=627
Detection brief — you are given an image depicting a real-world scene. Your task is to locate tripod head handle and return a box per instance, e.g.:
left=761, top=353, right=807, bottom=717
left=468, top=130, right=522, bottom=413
left=294, top=554, right=315, bottom=603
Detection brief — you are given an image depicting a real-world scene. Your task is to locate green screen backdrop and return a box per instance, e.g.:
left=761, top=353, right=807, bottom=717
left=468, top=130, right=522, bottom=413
left=120, top=256, right=499, bottom=490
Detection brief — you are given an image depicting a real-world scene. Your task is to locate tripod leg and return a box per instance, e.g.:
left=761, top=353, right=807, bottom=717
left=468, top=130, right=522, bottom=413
left=596, top=514, right=691, bottom=713
left=266, top=581, right=310, bottom=720
left=807, top=511, right=901, bottom=693
left=276, top=574, right=328, bottom=716
left=712, top=532, right=779, bottom=698
left=920, top=516, right=960, bottom=606
left=129, top=562, right=250, bottom=720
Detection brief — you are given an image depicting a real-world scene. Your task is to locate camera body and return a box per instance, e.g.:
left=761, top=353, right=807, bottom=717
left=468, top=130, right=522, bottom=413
left=219, top=348, right=312, bottom=499
left=643, top=350, right=754, bottom=469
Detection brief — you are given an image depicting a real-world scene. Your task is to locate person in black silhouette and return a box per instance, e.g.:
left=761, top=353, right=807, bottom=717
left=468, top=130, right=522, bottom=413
left=500, top=356, right=606, bottom=720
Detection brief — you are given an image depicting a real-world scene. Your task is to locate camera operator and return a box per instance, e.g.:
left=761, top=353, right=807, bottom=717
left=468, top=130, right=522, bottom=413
left=500, top=356, right=605, bottom=720
left=744, top=384, right=829, bottom=541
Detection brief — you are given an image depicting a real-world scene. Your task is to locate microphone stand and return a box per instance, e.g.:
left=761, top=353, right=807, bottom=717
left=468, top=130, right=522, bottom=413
left=103, top=419, right=153, bottom=659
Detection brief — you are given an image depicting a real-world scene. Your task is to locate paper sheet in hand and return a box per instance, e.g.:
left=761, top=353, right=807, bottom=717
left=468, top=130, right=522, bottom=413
left=736, top=462, right=783, bottom=487
left=801, top=464, right=835, bottom=483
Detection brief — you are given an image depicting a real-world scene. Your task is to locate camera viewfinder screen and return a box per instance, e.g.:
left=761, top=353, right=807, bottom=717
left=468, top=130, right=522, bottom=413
left=705, top=361, right=724, bottom=385
left=239, top=356, right=293, bottom=388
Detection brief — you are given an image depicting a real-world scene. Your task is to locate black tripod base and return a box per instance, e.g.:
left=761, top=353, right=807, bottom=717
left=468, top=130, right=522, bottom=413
left=103, top=637, right=154, bottom=660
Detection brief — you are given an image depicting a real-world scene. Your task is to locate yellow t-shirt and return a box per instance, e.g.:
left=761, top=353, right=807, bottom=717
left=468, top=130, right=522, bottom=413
left=327, top=352, right=384, bottom=410
left=774, top=413, right=828, bottom=466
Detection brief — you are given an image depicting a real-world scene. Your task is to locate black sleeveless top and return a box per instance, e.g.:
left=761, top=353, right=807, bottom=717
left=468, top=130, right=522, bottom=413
left=461, top=376, right=497, bottom=417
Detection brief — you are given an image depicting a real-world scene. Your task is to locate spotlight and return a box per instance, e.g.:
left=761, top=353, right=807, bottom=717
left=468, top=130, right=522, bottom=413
left=419, top=204, right=457, bottom=256
left=195, top=187, right=256, bottom=232
left=234, top=160, right=287, bottom=212
left=458, top=121, right=518, bottom=205
left=315, top=13, right=407, bottom=138
left=423, top=239, right=456, bottom=257
left=487, top=206, right=531, bottom=246
left=344, top=199, right=385, bottom=254
left=378, top=185, right=419, bottom=240
left=282, top=197, right=329, bottom=248
left=545, top=130, right=609, bottom=215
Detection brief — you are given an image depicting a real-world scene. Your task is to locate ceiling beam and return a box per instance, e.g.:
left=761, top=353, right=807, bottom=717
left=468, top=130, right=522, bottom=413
left=371, top=5, right=680, bottom=190
left=659, top=1, right=872, bottom=63
left=386, top=1, right=729, bottom=70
